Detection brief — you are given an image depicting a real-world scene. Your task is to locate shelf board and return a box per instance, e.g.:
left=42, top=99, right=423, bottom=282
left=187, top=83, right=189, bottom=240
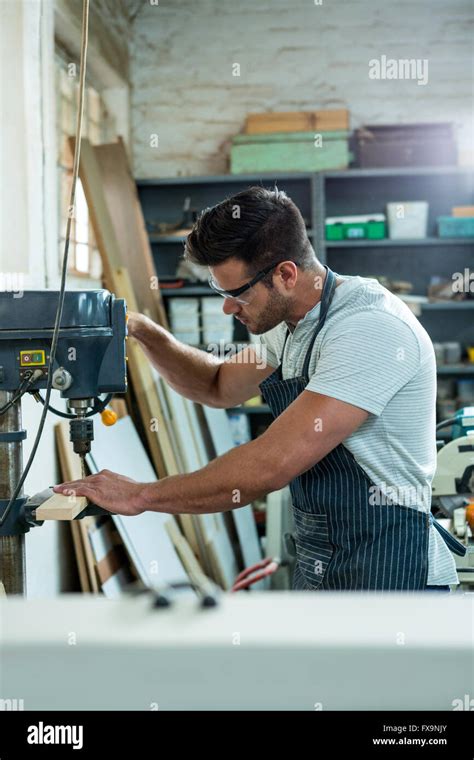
left=149, top=234, right=189, bottom=243
left=323, top=166, right=474, bottom=179
left=161, top=285, right=214, bottom=297
left=325, top=237, right=474, bottom=248
left=137, top=171, right=315, bottom=186
left=422, top=301, right=474, bottom=309
left=150, top=228, right=316, bottom=243
left=137, top=167, right=474, bottom=186
left=437, top=365, right=474, bottom=375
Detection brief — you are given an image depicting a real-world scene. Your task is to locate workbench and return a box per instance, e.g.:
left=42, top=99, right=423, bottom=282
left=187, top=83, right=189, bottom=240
left=1, top=593, right=472, bottom=710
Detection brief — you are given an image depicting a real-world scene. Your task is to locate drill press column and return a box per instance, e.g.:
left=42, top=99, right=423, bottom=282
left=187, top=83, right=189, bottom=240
left=0, top=392, right=25, bottom=595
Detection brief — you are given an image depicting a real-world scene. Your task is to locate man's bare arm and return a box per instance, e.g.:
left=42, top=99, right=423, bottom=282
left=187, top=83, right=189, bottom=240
left=128, top=312, right=274, bottom=408
left=54, top=391, right=369, bottom=516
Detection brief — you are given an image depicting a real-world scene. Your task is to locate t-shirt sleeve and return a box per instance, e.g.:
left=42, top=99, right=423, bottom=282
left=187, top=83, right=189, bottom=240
left=306, top=311, right=421, bottom=416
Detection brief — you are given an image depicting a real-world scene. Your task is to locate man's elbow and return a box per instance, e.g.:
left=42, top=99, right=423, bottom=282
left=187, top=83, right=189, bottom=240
left=199, top=366, right=231, bottom=408
left=258, top=457, right=295, bottom=494
left=256, top=445, right=318, bottom=494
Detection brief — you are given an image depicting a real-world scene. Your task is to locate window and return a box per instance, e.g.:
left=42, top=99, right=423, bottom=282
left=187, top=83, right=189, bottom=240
left=55, top=50, right=116, bottom=278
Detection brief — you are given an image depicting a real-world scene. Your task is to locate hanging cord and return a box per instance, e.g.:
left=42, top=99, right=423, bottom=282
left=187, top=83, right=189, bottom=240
left=31, top=391, right=113, bottom=419
left=0, top=372, right=43, bottom=416
left=0, top=0, right=89, bottom=527
left=436, top=416, right=457, bottom=431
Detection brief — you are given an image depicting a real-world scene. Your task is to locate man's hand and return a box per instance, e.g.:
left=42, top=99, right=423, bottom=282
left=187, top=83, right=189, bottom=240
left=126, top=310, right=151, bottom=341
left=53, top=470, right=148, bottom=516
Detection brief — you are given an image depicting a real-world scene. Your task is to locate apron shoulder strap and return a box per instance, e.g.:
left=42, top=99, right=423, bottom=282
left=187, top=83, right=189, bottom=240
left=301, top=267, right=337, bottom=378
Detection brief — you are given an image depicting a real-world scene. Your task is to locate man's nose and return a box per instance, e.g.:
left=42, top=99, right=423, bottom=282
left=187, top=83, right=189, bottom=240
left=222, top=297, right=239, bottom=316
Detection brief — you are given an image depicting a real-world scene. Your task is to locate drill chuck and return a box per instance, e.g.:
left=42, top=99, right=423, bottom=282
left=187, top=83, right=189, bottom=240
left=69, top=417, right=94, bottom=456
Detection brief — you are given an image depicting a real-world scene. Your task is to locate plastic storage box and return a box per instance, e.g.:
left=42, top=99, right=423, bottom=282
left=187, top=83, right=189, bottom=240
left=201, top=297, right=234, bottom=345
left=169, top=298, right=200, bottom=346
left=325, top=214, right=386, bottom=241
left=437, top=216, right=474, bottom=238
left=386, top=202, right=428, bottom=239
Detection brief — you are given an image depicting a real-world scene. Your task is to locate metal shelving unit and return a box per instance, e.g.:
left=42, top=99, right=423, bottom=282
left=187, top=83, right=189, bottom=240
left=136, top=166, right=474, bottom=418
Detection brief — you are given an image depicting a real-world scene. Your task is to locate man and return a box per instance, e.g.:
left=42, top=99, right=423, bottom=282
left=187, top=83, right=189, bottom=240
left=55, top=187, right=464, bottom=590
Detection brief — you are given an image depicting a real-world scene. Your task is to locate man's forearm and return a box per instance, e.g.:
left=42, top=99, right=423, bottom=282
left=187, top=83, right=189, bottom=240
left=138, top=437, right=286, bottom=515
left=130, top=314, right=223, bottom=405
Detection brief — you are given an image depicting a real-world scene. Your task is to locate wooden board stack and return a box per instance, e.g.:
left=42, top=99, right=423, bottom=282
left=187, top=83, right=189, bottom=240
left=244, top=109, right=349, bottom=134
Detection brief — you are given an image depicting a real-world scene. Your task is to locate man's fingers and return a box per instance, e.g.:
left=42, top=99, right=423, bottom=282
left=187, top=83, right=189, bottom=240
left=53, top=482, right=97, bottom=496
left=53, top=474, right=103, bottom=492
left=53, top=482, right=83, bottom=493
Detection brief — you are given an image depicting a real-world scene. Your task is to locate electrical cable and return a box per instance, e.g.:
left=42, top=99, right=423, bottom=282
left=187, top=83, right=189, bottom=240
left=0, top=377, right=35, bottom=416
left=0, top=0, right=89, bottom=527
left=31, top=392, right=113, bottom=420
left=436, top=416, right=458, bottom=431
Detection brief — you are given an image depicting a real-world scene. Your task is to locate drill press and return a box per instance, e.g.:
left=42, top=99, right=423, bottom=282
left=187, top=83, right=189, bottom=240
left=0, top=289, right=127, bottom=594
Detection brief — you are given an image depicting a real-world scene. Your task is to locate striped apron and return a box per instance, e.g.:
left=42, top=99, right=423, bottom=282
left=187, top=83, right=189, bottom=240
left=259, top=267, right=466, bottom=591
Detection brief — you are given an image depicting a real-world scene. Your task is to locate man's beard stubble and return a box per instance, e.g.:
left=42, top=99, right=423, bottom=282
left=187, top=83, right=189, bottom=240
left=248, top=288, right=290, bottom=335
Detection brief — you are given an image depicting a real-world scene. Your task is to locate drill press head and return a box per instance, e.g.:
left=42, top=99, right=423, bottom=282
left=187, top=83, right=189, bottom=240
left=0, top=289, right=128, bottom=455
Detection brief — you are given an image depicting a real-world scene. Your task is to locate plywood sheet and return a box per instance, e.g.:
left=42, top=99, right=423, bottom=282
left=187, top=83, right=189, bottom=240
left=113, top=267, right=179, bottom=479
left=86, top=415, right=192, bottom=590
left=94, top=138, right=168, bottom=328
left=89, top=523, right=128, bottom=595
left=72, top=137, right=177, bottom=479
left=202, top=406, right=262, bottom=572
left=159, top=388, right=238, bottom=588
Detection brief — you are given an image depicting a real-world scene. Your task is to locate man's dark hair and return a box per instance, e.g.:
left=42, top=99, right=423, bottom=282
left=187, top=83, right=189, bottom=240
left=184, top=186, right=316, bottom=280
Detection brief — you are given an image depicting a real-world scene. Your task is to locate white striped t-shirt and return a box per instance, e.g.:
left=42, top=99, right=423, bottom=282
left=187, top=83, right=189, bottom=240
left=258, top=275, right=458, bottom=586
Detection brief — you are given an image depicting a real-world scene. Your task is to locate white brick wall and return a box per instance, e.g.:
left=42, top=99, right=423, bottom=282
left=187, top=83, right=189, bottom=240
left=130, top=0, right=473, bottom=178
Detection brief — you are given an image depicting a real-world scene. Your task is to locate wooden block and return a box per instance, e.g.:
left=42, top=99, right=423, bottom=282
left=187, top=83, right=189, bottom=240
left=36, top=493, right=87, bottom=521
left=452, top=206, right=474, bottom=218
left=244, top=109, right=349, bottom=134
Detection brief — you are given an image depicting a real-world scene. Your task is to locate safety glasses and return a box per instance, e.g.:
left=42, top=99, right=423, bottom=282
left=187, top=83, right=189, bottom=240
left=208, top=261, right=284, bottom=305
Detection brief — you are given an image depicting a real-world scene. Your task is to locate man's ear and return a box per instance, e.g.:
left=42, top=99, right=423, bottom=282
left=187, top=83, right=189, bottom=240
left=276, top=261, right=298, bottom=289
